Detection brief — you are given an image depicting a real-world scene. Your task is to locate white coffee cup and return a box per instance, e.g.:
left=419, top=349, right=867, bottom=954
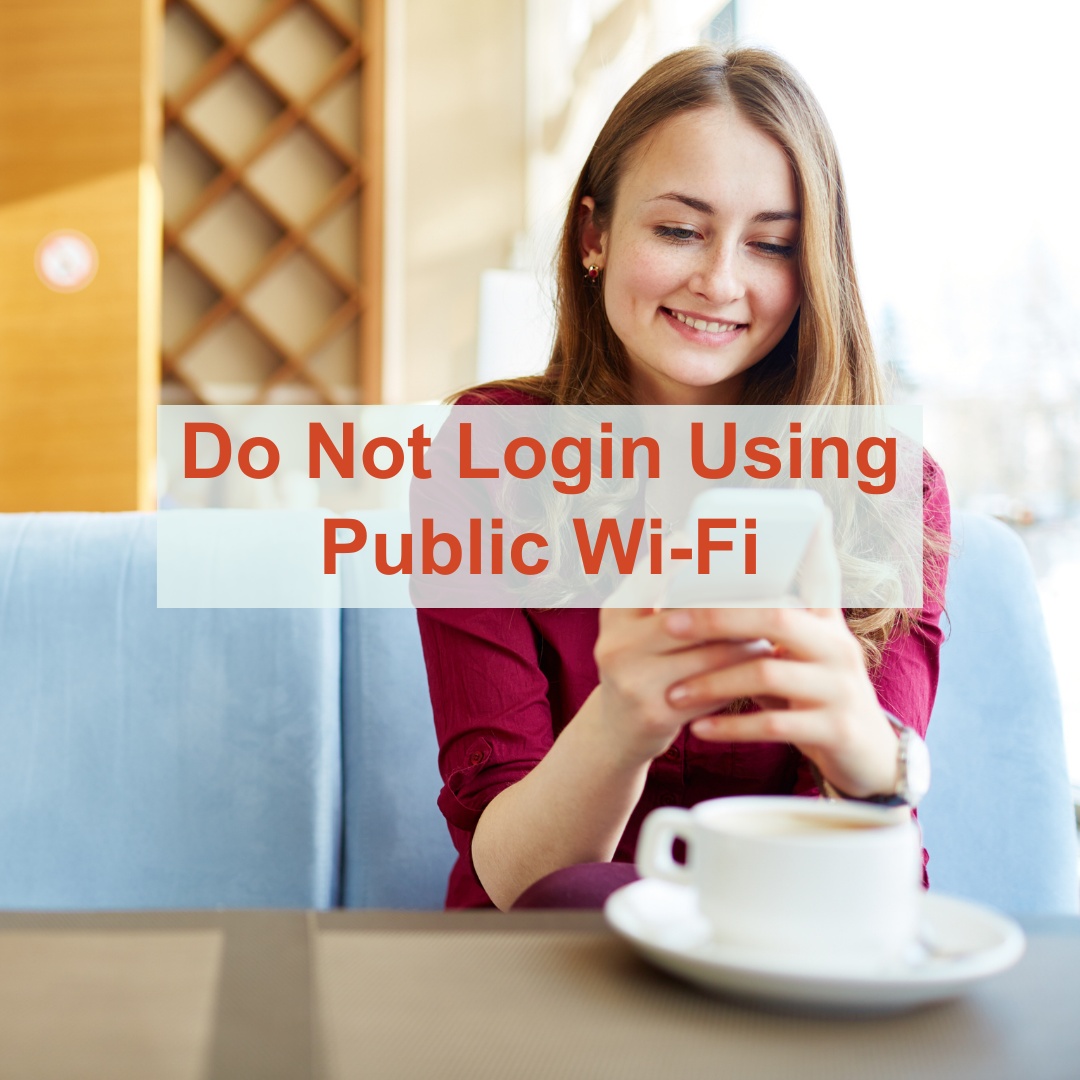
left=635, top=796, right=922, bottom=961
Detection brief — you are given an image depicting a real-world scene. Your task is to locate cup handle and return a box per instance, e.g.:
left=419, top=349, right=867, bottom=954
left=635, top=807, right=694, bottom=885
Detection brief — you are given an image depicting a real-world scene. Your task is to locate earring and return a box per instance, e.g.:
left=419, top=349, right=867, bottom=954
left=587, top=264, right=601, bottom=281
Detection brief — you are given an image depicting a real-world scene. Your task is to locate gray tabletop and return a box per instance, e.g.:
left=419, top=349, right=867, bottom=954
left=0, top=909, right=1075, bottom=1080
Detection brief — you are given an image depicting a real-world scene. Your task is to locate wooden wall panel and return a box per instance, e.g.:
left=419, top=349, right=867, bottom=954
left=0, top=1, right=156, bottom=204
left=0, top=169, right=160, bottom=511
left=0, top=0, right=160, bottom=510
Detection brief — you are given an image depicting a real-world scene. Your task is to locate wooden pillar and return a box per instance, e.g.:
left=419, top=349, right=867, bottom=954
left=0, top=0, right=161, bottom=511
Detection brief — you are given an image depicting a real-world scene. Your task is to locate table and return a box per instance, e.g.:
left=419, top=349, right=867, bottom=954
left=0, top=909, right=1075, bottom=1080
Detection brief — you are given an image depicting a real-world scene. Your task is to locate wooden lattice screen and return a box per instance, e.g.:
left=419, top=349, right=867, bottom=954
left=161, top=0, right=382, bottom=405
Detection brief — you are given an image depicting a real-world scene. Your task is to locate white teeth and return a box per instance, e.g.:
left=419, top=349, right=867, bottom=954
left=671, top=310, right=741, bottom=333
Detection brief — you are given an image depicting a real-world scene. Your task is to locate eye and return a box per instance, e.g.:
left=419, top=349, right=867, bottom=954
left=752, top=241, right=796, bottom=258
left=654, top=225, right=700, bottom=244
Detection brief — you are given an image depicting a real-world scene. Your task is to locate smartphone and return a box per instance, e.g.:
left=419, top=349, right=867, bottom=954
left=662, top=487, right=826, bottom=607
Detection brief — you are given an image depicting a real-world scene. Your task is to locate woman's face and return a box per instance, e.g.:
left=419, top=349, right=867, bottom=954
left=581, top=106, right=802, bottom=406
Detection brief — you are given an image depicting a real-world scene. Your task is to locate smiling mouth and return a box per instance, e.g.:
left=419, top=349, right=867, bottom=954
left=661, top=308, right=746, bottom=334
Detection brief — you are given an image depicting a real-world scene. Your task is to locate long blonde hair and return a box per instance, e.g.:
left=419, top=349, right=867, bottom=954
left=471, top=45, right=945, bottom=662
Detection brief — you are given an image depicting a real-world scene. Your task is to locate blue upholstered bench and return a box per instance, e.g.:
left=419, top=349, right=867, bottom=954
left=0, top=510, right=1074, bottom=913
left=920, top=512, right=1078, bottom=913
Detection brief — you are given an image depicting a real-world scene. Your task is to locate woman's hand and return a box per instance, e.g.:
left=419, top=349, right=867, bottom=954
left=664, top=607, right=899, bottom=798
left=590, top=606, right=773, bottom=767
left=472, top=609, right=768, bottom=909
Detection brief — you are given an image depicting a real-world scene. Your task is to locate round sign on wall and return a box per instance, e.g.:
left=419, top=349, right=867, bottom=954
left=34, top=230, right=99, bottom=293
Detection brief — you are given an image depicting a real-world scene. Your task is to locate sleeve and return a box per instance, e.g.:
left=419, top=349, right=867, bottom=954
left=870, top=451, right=951, bottom=739
left=418, top=606, right=555, bottom=834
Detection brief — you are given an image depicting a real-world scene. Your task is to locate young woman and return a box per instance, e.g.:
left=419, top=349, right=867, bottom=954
left=418, top=46, right=949, bottom=911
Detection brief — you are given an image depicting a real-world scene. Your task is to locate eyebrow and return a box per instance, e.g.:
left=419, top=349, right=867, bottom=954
left=649, top=192, right=800, bottom=223
left=752, top=210, right=801, bottom=223
left=651, top=191, right=714, bottom=214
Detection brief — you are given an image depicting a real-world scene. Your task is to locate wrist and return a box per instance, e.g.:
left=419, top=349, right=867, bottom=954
left=821, top=712, right=930, bottom=807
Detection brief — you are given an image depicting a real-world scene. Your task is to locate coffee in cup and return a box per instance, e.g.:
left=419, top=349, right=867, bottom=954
left=635, top=795, right=922, bottom=961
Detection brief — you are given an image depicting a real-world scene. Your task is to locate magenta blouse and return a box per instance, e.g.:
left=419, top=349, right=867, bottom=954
left=417, top=404, right=951, bottom=909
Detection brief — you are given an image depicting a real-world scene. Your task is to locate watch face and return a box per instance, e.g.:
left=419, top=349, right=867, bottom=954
left=901, top=729, right=932, bottom=805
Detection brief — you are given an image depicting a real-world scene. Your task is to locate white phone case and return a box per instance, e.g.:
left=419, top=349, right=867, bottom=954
left=662, top=488, right=837, bottom=608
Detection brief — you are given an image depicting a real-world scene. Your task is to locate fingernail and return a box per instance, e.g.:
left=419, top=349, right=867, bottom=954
left=668, top=685, right=688, bottom=702
left=667, top=612, right=692, bottom=633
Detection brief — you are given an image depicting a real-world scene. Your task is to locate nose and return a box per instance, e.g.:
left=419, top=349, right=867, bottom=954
left=688, top=240, right=745, bottom=307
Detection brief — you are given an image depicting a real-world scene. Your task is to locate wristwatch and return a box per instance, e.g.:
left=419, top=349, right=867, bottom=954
left=820, top=712, right=931, bottom=808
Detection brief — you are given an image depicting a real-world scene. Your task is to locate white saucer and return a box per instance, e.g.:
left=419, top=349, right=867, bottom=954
left=604, top=879, right=1026, bottom=1012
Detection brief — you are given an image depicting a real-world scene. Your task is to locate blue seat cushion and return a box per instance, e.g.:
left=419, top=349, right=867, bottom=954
left=340, top=607, right=457, bottom=908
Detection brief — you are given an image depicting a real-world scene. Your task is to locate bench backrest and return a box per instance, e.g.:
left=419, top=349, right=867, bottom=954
left=921, top=511, right=1078, bottom=914
left=0, top=513, right=341, bottom=909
